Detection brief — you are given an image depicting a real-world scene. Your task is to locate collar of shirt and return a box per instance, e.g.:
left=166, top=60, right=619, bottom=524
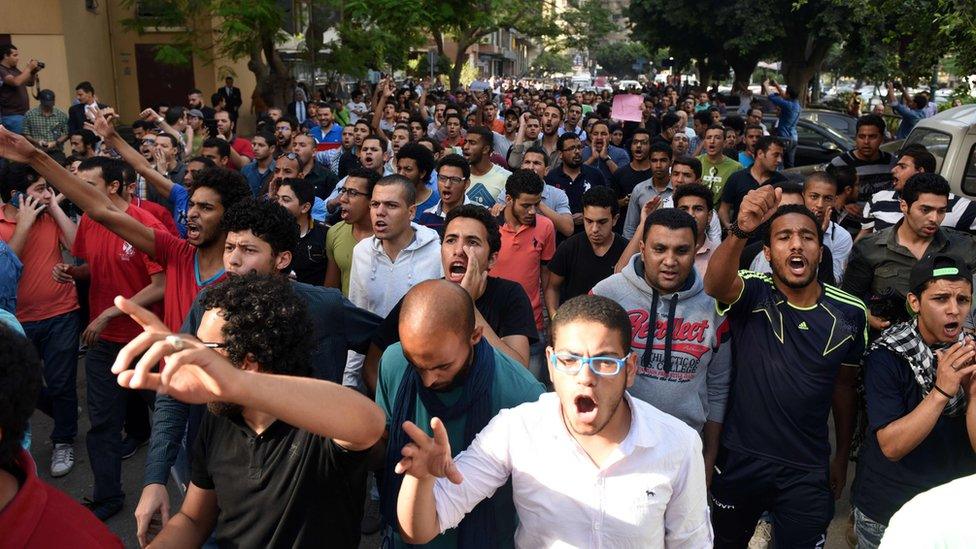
left=882, top=219, right=948, bottom=254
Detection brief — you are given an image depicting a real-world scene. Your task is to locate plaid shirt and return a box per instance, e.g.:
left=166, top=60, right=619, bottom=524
left=23, top=107, right=68, bottom=144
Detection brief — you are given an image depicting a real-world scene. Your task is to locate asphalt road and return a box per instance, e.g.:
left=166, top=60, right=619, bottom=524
left=27, top=357, right=851, bottom=548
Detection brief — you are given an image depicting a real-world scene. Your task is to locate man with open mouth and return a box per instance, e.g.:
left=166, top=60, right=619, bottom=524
left=704, top=185, right=867, bottom=548
left=851, top=253, right=976, bottom=547
left=393, top=294, right=711, bottom=547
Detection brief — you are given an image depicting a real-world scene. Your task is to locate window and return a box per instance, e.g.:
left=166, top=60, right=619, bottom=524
left=904, top=128, right=952, bottom=173
left=962, top=143, right=976, bottom=197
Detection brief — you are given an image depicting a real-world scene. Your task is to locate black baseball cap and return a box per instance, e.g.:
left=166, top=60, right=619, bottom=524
left=909, top=253, right=973, bottom=296
left=37, top=89, right=55, bottom=105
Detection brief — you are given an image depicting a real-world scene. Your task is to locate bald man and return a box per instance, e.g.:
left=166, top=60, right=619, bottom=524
left=376, top=280, right=544, bottom=549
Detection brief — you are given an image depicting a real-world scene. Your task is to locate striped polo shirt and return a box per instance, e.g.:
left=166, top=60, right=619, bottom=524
left=862, top=190, right=976, bottom=232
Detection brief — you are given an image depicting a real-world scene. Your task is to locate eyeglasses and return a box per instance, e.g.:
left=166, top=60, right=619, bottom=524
left=338, top=187, right=368, bottom=198
left=549, top=350, right=629, bottom=377
left=561, top=145, right=583, bottom=152
left=438, top=175, right=466, bottom=186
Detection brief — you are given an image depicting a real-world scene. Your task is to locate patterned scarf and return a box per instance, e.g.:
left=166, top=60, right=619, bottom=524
left=870, top=319, right=967, bottom=416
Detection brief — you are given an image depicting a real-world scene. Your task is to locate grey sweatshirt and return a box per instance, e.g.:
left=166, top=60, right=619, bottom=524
left=592, top=253, right=732, bottom=432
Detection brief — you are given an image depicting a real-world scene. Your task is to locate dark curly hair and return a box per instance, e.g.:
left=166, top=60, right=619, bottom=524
left=189, top=167, right=251, bottom=213
left=200, top=274, right=313, bottom=377
left=504, top=168, right=544, bottom=199
left=220, top=197, right=299, bottom=255
left=444, top=204, right=501, bottom=255
left=0, top=326, right=43, bottom=467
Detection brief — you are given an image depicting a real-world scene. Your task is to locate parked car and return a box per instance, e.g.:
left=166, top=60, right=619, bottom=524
left=800, top=109, right=858, bottom=139
left=899, top=104, right=976, bottom=198
left=764, top=115, right=855, bottom=167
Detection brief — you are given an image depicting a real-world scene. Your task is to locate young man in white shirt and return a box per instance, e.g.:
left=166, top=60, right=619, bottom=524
left=394, top=294, right=712, bottom=548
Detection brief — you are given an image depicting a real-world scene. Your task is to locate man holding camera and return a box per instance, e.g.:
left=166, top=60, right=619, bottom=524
left=0, top=44, right=43, bottom=135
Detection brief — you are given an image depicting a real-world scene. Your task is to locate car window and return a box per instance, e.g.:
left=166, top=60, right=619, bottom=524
left=797, top=124, right=821, bottom=142
left=962, top=143, right=976, bottom=196
left=904, top=128, right=951, bottom=172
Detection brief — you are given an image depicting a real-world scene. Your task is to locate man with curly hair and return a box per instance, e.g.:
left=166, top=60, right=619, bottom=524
left=0, top=325, right=122, bottom=547
left=136, top=197, right=381, bottom=543
left=109, top=275, right=386, bottom=547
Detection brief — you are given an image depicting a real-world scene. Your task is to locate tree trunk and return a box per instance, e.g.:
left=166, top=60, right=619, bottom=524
left=779, top=34, right=832, bottom=106
left=449, top=36, right=473, bottom=91
left=728, top=56, right=759, bottom=90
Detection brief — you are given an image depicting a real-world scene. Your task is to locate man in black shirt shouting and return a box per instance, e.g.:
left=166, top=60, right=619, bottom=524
left=704, top=185, right=867, bottom=547
left=110, top=274, right=384, bottom=548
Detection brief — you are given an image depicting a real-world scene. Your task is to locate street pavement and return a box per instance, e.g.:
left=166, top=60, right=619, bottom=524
left=27, top=357, right=850, bottom=548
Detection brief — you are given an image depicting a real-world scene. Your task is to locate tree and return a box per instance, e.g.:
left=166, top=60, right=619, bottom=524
left=592, top=42, right=649, bottom=77
left=422, top=0, right=559, bottom=89
left=557, top=0, right=619, bottom=54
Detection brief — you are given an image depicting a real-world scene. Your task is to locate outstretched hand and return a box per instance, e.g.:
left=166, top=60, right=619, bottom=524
left=395, top=418, right=463, bottom=485
left=110, top=296, right=243, bottom=404
left=0, top=125, right=38, bottom=163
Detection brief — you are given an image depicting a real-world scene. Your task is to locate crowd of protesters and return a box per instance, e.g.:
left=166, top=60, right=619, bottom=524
left=3, top=39, right=976, bottom=548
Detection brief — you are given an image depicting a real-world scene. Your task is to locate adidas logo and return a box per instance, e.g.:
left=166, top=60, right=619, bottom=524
left=798, top=321, right=809, bottom=330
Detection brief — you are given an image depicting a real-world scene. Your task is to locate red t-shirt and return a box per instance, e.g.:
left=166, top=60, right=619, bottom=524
left=153, top=228, right=226, bottom=332
left=0, top=450, right=123, bottom=548
left=489, top=214, right=556, bottom=331
left=71, top=205, right=166, bottom=343
left=131, top=196, right=179, bottom=236
left=230, top=137, right=254, bottom=171
left=0, top=207, right=79, bottom=322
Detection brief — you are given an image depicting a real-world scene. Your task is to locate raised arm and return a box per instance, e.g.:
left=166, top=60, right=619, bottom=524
left=95, top=120, right=177, bottom=200
left=704, top=185, right=780, bottom=304
left=0, top=123, right=157, bottom=257
left=111, top=297, right=386, bottom=451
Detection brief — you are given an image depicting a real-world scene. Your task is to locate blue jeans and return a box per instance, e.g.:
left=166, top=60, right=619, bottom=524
left=853, top=507, right=885, bottom=549
left=24, top=310, right=81, bottom=443
left=85, top=339, right=127, bottom=504
left=1, top=114, right=25, bottom=135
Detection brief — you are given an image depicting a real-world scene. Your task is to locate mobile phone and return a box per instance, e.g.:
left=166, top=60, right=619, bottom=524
left=10, top=191, right=23, bottom=208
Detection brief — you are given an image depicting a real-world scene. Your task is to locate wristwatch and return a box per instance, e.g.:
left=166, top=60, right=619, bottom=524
left=728, top=221, right=754, bottom=240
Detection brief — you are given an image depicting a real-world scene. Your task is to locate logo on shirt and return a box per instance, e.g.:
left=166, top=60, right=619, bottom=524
left=798, top=321, right=809, bottom=330
left=120, top=241, right=135, bottom=262
left=702, top=166, right=722, bottom=189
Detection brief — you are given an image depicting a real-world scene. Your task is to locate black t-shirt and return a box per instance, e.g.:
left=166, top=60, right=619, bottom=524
left=852, top=347, right=976, bottom=525
left=372, top=276, right=538, bottom=351
left=291, top=221, right=328, bottom=285
left=720, top=168, right=787, bottom=218
left=191, top=413, right=369, bottom=548
left=548, top=232, right=628, bottom=302
left=718, top=272, right=866, bottom=471
left=306, top=165, right=339, bottom=200
left=610, top=164, right=654, bottom=198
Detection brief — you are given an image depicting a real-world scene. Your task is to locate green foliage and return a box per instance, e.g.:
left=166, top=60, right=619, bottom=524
left=557, top=0, right=619, bottom=53
left=592, top=42, right=649, bottom=77
left=459, top=60, right=479, bottom=86
left=529, top=51, right=572, bottom=76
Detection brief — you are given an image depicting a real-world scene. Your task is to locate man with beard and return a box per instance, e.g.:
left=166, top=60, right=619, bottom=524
left=135, top=199, right=381, bottom=545
left=843, top=173, right=976, bottom=332
left=623, top=142, right=672, bottom=239
left=310, top=103, right=343, bottom=146
left=376, top=280, right=544, bottom=548
left=213, top=111, right=253, bottom=170
left=582, top=119, right=629, bottom=181
left=704, top=186, right=866, bottom=548
left=490, top=170, right=556, bottom=378
left=698, top=125, right=742, bottom=206
left=326, top=169, right=378, bottom=296
left=366, top=204, right=537, bottom=392
left=464, top=126, right=512, bottom=208
left=186, top=88, right=215, bottom=122
left=545, top=132, right=607, bottom=230
left=546, top=186, right=628, bottom=310
left=850, top=254, right=976, bottom=547
left=718, top=136, right=786, bottom=230
left=829, top=115, right=896, bottom=202
left=593, top=206, right=731, bottom=484
left=111, top=274, right=385, bottom=548
left=610, top=127, right=653, bottom=225
left=274, top=116, right=298, bottom=154
left=394, top=294, right=711, bottom=547
left=505, top=111, right=547, bottom=169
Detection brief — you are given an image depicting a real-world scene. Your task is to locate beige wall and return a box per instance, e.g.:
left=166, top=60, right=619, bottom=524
left=62, top=0, right=117, bottom=107
left=0, top=0, right=63, bottom=35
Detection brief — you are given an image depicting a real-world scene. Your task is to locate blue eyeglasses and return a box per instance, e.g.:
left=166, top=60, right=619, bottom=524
left=549, top=349, right=629, bottom=376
